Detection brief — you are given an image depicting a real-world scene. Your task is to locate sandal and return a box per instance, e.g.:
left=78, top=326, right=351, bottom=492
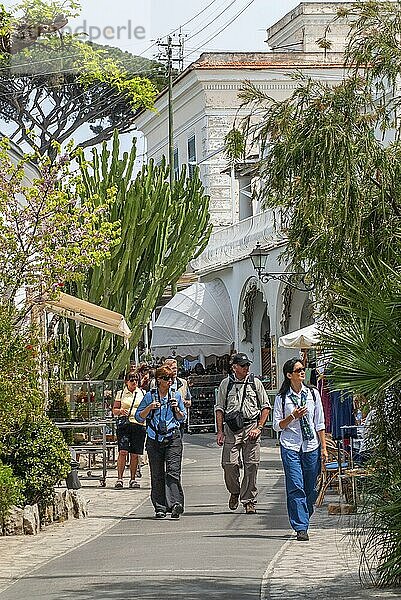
left=114, top=479, right=123, bottom=489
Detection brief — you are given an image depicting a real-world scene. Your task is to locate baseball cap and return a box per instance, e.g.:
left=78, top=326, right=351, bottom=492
left=231, top=353, right=252, bottom=366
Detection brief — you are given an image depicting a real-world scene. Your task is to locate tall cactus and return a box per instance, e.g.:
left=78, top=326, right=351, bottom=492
left=67, top=132, right=212, bottom=380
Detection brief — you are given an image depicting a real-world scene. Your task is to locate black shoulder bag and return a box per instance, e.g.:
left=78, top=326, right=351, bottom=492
left=224, top=379, right=247, bottom=432
left=116, top=392, right=137, bottom=434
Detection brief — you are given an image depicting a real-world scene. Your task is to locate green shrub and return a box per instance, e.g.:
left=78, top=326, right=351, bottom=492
left=0, top=305, right=43, bottom=452
left=0, top=462, right=22, bottom=534
left=5, top=417, right=71, bottom=507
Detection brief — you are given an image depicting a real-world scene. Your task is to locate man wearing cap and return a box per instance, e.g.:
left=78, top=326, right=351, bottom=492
left=215, top=353, right=271, bottom=514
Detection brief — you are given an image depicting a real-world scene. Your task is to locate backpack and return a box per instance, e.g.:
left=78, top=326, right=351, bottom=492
left=223, top=373, right=261, bottom=432
left=224, top=372, right=259, bottom=407
left=281, top=384, right=317, bottom=417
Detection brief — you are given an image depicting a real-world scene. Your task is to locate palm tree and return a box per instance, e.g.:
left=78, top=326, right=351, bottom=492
left=323, top=258, right=401, bottom=587
left=224, top=1, right=401, bottom=587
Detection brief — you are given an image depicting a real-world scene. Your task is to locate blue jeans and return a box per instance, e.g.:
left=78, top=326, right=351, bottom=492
left=280, top=445, right=321, bottom=532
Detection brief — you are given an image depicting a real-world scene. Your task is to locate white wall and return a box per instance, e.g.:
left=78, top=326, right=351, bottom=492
left=135, top=59, right=345, bottom=227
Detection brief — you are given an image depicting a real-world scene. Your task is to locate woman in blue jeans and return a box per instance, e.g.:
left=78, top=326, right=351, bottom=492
left=273, top=358, right=328, bottom=541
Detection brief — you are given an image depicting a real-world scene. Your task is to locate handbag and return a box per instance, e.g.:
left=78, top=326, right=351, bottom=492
left=224, top=379, right=246, bottom=432
left=116, top=392, right=137, bottom=435
left=224, top=410, right=244, bottom=432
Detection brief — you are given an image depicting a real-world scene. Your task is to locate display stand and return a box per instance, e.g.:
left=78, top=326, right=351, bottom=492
left=50, top=380, right=126, bottom=485
left=55, top=419, right=114, bottom=487
left=187, top=374, right=224, bottom=433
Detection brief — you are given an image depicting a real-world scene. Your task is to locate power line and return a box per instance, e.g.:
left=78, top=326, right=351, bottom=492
left=170, top=0, right=222, bottom=33
left=138, top=0, right=223, bottom=58
left=0, top=51, right=162, bottom=75
left=185, top=0, right=237, bottom=43
left=0, top=64, right=162, bottom=89
left=185, top=0, right=257, bottom=60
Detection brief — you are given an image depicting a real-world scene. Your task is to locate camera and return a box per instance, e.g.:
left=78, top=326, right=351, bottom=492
left=158, top=420, right=168, bottom=435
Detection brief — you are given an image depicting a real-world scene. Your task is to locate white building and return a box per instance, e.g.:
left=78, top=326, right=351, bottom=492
left=135, top=2, right=352, bottom=387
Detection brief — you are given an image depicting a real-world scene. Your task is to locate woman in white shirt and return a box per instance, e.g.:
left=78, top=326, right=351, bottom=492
left=273, top=358, right=328, bottom=541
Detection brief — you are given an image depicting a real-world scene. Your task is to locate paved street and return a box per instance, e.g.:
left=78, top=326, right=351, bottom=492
left=0, top=435, right=290, bottom=600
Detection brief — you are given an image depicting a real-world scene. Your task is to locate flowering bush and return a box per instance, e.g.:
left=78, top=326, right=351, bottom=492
left=0, top=137, right=120, bottom=308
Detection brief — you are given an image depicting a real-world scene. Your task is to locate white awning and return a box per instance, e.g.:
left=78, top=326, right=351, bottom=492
left=151, top=280, right=234, bottom=358
left=40, top=292, right=131, bottom=343
left=278, top=324, right=320, bottom=349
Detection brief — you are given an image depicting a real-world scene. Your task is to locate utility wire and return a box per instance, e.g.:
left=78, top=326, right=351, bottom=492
left=0, top=64, right=162, bottom=86
left=170, top=0, right=222, bottom=33
left=138, top=0, right=223, bottom=58
left=185, top=0, right=257, bottom=60
left=0, top=51, right=162, bottom=74
left=185, top=0, right=237, bottom=42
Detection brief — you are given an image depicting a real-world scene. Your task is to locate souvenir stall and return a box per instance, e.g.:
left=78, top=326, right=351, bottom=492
left=40, top=293, right=132, bottom=487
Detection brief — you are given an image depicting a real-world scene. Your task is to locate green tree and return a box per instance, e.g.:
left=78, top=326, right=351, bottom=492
left=0, top=0, right=159, bottom=156
left=0, top=461, right=22, bottom=534
left=229, top=74, right=399, bottom=312
left=0, top=304, right=43, bottom=451
left=0, top=305, right=72, bottom=510
left=227, top=0, right=401, bottom=587
left=323, top=259, right=401, bottom=588
left=67, top=132, right=212, bottom=379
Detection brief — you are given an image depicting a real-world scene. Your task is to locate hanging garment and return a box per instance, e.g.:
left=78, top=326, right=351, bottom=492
left=329, top=390, right=356, bottom=440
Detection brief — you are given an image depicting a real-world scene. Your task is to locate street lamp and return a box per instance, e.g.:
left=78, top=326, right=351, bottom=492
left=249, top=243, right=313, bottom=291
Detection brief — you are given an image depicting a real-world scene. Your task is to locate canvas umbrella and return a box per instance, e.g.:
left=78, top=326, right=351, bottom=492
left=278, top=323, right=321, bottom=348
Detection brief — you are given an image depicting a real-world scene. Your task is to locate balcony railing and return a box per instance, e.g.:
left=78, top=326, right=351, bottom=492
left=191, top=209, right=285, bottom=274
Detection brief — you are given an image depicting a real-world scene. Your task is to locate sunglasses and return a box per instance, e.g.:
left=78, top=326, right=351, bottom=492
left=159, top=376, right=174, bottom=381
left=128, top=377, right=139, bottom=382
left=293, top=367, right=306, bottom=374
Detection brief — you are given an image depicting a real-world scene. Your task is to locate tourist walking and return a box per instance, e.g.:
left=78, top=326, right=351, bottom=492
left=164, top=357, right=191, bottom=433
left=112, top=370, right=145, bottom=489
left=273, top=357, right=328, bottom=541
left=215, top=353, right=271, bottom=514
left=164, top=357, right=192, bottom=409
left=135, top=365, right=187, bottom=519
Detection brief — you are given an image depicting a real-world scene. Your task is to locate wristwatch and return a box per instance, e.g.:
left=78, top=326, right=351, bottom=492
left=257, top=425, right=263, bottom=431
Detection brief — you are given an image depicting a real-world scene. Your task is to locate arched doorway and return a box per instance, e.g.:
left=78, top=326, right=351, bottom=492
left=260, top=307, right=277, bottom=389
left=239, top=277, right=267, bottom=376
